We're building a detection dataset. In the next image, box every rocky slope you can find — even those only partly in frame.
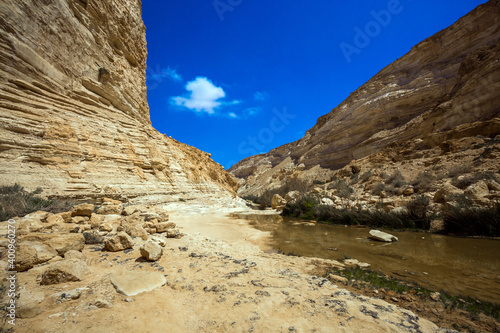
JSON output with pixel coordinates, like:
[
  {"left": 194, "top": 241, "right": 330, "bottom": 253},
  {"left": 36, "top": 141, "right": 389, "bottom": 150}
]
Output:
[
  {"left": 230, "top": 0, "right": 500, "bottom": 196},
  {"left": 0, "top": 0, "right": 238, "bottom": 202}
]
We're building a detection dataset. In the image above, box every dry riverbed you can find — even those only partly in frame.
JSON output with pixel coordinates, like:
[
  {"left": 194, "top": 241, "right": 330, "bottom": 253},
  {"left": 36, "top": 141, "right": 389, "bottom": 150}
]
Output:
[{"left": 7, "top": 208, "right": 455, "bottom": 332}]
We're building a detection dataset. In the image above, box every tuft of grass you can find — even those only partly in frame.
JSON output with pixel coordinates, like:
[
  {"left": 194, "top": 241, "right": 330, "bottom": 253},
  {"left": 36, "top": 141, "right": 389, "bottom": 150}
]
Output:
[
  {"left": 283, "top": 197, "right": 424, "bottom": 230},
  {"left": 179, "top": 198, "right": 186, "bottom": 202},
  {"left": 359, "top": 169, "right": 372, "bottom": 183},
  {"left": 411, "top": 172, "right": 435, "bottom": 192},
  {"left": 0, "top": 184, "right": 52, "bottom": 221},
  {"left": 384, "top": 170, "right": 407, "bottom": 188},
  {"left": 405, "top": 195, "right": 430, "bottom": 229},
  {"left": 371, "top": 182, "right": 385, "bottom": 196},
  {"left": 441, "top": 200, "right": 500, "bottom": 237},
  {"left": 328, "top": 179, "right": 353, "bottom": 199}
]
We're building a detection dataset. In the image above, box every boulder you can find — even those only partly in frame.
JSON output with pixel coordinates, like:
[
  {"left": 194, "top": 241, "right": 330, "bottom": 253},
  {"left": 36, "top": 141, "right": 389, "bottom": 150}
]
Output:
[
  {"left": 64, "top": 250, "right": 85, "bottom": 261},
  {"left": 403, "top": 186, "right": 415, "bottom": 196},
  {"left": 15, "top": 241, "right": 58, "bottom": 272},
  {"left": 83, "top": 231, "right": 104, "bottom": 244},
  {"left": 96, "top": 198, "right": 123, "bottom": 215},
  {"left": 45, "top": 214, "right": 65, "bottom": 225},
  {"left": 368, "top": 229, "right": 398, "bottom": 242},
  {"left": 271, "top": 194, "right": 287, "bottom": 211},
  {"left": 465, "top": 180, "right": 490, "bottom": 201},
  {"left": 321, "top": 198, "right": 334, "bottom": 206},
  {"left": 71, "top": 203, "right": 94, "bottom": 217},
  {"left": 156, "top": 222, "right": 176, "bottom": 233},
  {"left": 285, "top": 190, "right": 300, "bottom": 202},
  {"left": 313, "top": 187, "right": 323, "bottom": 194},
  {"left": 40, "top": 259, "right": 91, "bottom": 285},
  {"left": 433, "top": 184, "right": 462, "bottom": 203},
  {"left": 90, "top": 214, "right": 121, "bottom": 229},
  {"left": 122, "top": 205, "right": 139, "bottom": 216},
  {"left": 125, "top": 224, "right": 148, "bottom": 240},
  {"left": 103, "top": 232, "right": 134, "bottom": 252},
  {"left": 21, "top": 233, "right": 85, "bottom": 256},
  {"left": 166, "top": 229, "right": 180, "bottom": 238},
  {"left": 71, "top": 216, "right": 89, "bottom": 224},
  {"left": 16, "top": 289, "right": 46, "bottom": 318},
  {"left": 149, "top": 235, "right": 167, "bottom": 247},
  {"left": 110, "top": 271, "right": 167, "bottom": 296},
  {"left": 140, "top": 240, "right": 163, "bottom": 261},
  {"left": 96, "top": 204, "right": 123, "bottom": 215}
]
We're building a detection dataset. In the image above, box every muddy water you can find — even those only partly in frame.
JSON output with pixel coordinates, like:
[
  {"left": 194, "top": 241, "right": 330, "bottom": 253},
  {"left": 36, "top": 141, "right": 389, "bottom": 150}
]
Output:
[{"left": 233, "top": 213, "right": 500, "bottom": 304}]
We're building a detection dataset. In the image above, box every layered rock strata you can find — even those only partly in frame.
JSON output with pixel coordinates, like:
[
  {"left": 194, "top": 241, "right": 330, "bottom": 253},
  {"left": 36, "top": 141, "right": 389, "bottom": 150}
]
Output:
[
  {"left": 230, "top": 0, "right": 500, "bottom": 196},
  {"left": 0, "top": 0, "right": 238, "bottom": 200}
]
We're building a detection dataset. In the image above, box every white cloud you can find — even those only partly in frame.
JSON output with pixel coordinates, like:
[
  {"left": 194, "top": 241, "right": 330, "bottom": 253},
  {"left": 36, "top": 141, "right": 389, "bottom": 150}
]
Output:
[
  {"left": 149, "top": 66, "right": 182, "bottom": 82},
  {"left": 171, "top": 77, "right": 243, "bottom": 115},
  {"left": 253, "top": 91, "right": 269, "bottom": 101},
  {"left": 244, "top": 107, "right": 261, "bottom": 116}
]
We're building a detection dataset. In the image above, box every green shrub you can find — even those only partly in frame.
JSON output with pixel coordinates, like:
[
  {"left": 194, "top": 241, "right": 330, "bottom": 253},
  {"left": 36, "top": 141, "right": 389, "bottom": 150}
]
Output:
[
  {"left": 411, "top": 172, "right": 435, "bottom": 192},
  {"left": 0, "top": 185, "right": 52, "bottom": 221},
  {"left": 384, "top": 170, "right": 406, "bottom": 188},
  {"left": 442, "top": 201, "right": 500, "bottom": 237},
  {"left": 371, "top": 182, "right": 385, "bottom": 196},
  {"left": 359, "top": 169, "right": 372, "bottom": 183},
  {"left": 405, "top": 195, "right": 430, "bottom": 229},
  {"left": 447, "top": 164, "right": 473, "bottom": 179},
  {"left": 328, "top": 179, "right": 353, "bottom": 199}
]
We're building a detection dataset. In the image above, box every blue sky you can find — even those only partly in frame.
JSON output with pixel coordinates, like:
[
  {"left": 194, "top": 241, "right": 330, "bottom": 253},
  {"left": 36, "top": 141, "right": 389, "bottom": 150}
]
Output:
[{"left": 142, "top": 0, "right": 487, "bottom": 169}]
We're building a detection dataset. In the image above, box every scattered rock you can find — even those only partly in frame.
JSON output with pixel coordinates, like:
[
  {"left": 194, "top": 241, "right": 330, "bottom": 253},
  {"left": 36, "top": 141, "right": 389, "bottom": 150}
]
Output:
[
  {"left": 344, "top": 259, "right": 371, "bottom": 269},
  {"left": 430, "top": 292, "right": 441, "bottom": 302},
  {"left": 328, "top": 274, "right": 348, "bottom": 284},
  {"left": 103, "top": 232, "right": 134, "bottom": 252},
  {"left": 285, "top": 191, "right": 300, "bottom": 203},
  {"left": 64, "top": 250, "right": 85, "bottom": 260},
  {"left": 125, "top": 224, "right": 148, "bottom": 240},
  {"left": 96, "top": 199, "right": 123, "bottom": 215},
  {"left": 83, "top": 231, "right": 104, "bottom": 244},
  {"left": 40, "top": 259, "right": 92, "bottom": 285},
  {"left": 16, "top": 289, "right": 46, "bottom": 318},
  {"left": 368, "top": 230, "right": 398, "bottom": 242},
  {"left": 21, "top": 233, "right": 85, "bottom": 256},
  {"left": 271, "top": 194, "right": 287, "bottom": 211},
  {"left": 110, "top": 271, "right": 167, "bottom": 296},
  {"left": 15, "top": 241, "right": 58, "bottom": 272},
  {"left": 166, "top": 229, "right": 180, "bottom": 238},
  {"left": 140, "top": 240, "right": 163, "bottom": 261},
  {"left": 122, "top": 206, "right": 139, "bottom": 216},
  {"left": 465, "top": 180, "right": 490, "bottom": 201},
  {"left": 71, "top": 203, "right": 95, "bottom": 217},
  {"left": 150, "top": 235, "right": 167, "bottom": 247},
  {"left": 156, "top": 222, "right": 176, "bottom": 233},
  {"left": 50, "top": 288, "right": 89, "bottom": 304},
  {"left": 403, "top": 187, "right": 415, "bottom": 196},
  {"left": 321, "top": 198, "right": 334, "bottom": 206},
  {"left": 90, "top": 299, "right": 113, "bottom": 309}
]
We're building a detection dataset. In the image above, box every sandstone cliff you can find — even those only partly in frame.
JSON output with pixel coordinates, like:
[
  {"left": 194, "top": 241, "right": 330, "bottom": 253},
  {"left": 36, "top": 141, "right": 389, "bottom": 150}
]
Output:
[
  {"left": 230, "top": 0, "right": 500, "bottom": 196},
  {"left": 0, "top": 0, "right": 238, "bottom": 201}
]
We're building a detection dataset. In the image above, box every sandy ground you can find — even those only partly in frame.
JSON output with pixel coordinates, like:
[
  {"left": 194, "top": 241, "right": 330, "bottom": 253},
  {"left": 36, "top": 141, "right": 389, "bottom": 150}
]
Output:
[{"left": 13, "top": 211, "right": 450, "bottom": 333}]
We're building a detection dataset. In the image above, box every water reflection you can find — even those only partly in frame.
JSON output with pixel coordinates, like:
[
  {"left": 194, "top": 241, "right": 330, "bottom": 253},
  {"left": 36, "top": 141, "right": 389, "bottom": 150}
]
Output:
[{"left": 232, "top": 213, "right": 500, "bottom": 303}]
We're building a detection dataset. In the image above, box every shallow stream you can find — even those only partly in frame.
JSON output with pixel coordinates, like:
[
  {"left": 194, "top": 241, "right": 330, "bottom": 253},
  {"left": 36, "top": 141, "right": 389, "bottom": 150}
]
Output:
[{"left": 232, "top": 213, "right": 500, "bottom": 304}]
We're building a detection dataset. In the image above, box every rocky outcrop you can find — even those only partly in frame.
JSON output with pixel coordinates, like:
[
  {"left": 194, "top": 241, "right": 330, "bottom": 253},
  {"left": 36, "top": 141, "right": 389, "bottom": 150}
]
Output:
[
  {"left": 0, "top": 0, "right": 238, "bottom": 202},
  {"left": 230, "top": 0, "right": 500, "bottom": 196}
]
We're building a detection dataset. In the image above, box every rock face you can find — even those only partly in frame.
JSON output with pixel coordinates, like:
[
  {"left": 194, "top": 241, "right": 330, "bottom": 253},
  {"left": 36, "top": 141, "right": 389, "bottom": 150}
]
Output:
[
  {"left": 0, "top": 0, "right": 238, "bottom": 201},
  {"left": 230, "top": 0, "right": 500, "bottom": 196}
]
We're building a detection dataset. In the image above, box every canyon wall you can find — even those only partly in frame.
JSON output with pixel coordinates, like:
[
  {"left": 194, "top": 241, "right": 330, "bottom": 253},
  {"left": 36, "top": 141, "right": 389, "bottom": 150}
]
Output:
[
  {"left": 230, "top": 0, "right": 500, "bottom": 195},
  {"left": 0, "top": 0, "right": 238, "bottom": 201}
]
